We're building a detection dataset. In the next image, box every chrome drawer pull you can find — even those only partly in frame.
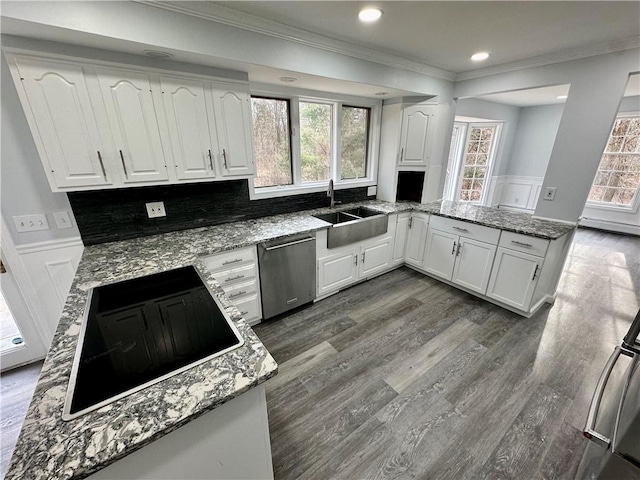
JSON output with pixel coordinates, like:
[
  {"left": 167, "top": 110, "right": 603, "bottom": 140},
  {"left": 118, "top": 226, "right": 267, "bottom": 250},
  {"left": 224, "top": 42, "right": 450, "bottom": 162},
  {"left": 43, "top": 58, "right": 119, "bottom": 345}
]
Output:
[
  {"left": 222, "top": 258, "right": 243, "bottom": 265},
  {"left": 229, "top": 290, "right": 246, "bottom": 298},
  {"left": 452, "top": 226, "right": 469, "bottom": 233},
  {"left": 511, "top": 240, "right": 533, "bottom": 248},
  {"left": 225, "top": 274, "right": 245, "bottom": 282},
  {"left": 240, "top": 311, "right": 249, "bottom": 316}
]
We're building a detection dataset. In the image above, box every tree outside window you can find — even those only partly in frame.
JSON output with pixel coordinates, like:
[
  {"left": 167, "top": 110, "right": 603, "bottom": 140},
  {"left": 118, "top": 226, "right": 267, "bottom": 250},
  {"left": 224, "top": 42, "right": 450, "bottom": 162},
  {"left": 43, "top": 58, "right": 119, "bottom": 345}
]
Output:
[
  {"left": 251, "top": 97, "right": 292, "bottom": 188},
  {"left": 588, "top": 115, "right": 640, "bottom": 207},
  {"left": 341, "top": 106, "right": 370, "bottom": 180},
  {"left": 300, "top": 102, "right": 332, "bottom": 183},
  {"left": 459, "top": 126, "right": 497, "bottom": 202}
]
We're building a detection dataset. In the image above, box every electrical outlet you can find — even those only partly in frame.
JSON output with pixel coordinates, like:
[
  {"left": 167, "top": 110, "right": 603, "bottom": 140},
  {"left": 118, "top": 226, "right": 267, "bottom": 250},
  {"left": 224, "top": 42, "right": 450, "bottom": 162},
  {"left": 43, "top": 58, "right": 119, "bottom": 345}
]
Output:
[
  {"left": 13, "top": 214, "right": 50, "bottom": 232},
  {"left": 543, "top": 187, "right": 557, "bottom": 201},
  {"left": 53, "top": 211, "right": 73, "bottom": 229},
  {"left": 367, "top": 186, "right": 377, "bottom": 196},
  {"left": 146, "top": 201, "right": 166, "bottom": 218}
]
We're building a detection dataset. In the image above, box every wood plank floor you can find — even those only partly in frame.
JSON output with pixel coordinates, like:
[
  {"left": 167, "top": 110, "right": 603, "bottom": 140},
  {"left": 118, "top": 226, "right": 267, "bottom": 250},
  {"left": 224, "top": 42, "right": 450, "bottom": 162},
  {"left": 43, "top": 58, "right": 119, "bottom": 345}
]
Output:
[
  {"left": 0, "top": 229, "right": 638, "bottom": 479},
  {"left": 253, "top": 228, "right": 640, "bottom": 480}
]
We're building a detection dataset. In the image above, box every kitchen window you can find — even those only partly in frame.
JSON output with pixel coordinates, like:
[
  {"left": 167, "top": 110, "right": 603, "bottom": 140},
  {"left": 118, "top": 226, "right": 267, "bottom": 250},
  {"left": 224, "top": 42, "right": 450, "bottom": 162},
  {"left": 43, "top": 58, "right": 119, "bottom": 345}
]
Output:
[
  {"left": 444, "top": 122, "right": 501, "bottom": 204},
  {"left": 249, "top": 90, "right": 379, "bottom": 199},
  {"left": 587, "top": 113, "right": 640, "bottom": 210}
]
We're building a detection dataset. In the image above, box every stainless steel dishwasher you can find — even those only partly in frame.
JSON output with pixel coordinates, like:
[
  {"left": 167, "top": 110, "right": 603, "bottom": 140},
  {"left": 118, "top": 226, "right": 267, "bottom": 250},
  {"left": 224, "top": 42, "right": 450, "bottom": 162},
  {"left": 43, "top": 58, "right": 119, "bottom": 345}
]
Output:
[{"left": 258, "top": 233, "right": 316, "bottom": 320}]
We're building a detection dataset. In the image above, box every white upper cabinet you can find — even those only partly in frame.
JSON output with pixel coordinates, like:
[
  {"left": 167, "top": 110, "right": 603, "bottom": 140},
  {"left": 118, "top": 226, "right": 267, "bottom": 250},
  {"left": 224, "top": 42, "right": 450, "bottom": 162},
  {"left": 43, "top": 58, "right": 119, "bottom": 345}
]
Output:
[
  {"left": 96, "top": 67, "right": 169, "bottom": 184},
  {"left": 210, "top": 82, "right": 255, "bottom": 177},
  {"left": 160, "top": 75, "right": 217, "bottom": 180},
  {"left": 6, "top": 51, "right": 256, "bottom": 191},
  {"left": 398, "top": 104, "right": 436, "bottom": 166},
  {"left": 10, "top": 56, "right": 111, "bottom": 190}
]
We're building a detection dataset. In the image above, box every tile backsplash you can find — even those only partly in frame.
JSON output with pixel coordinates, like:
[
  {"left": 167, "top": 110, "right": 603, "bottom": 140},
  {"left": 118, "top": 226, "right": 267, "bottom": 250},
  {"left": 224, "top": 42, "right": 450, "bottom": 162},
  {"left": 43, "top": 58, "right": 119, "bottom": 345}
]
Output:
[{"left": 68, "top": 180, "right": 373, "bottom": 245}]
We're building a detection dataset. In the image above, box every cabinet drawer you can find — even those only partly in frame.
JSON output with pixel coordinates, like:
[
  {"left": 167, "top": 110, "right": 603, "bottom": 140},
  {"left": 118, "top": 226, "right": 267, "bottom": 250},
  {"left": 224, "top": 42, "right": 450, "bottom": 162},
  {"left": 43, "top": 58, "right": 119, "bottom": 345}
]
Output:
[
  {"left": 429, "top": 216, "right": 500, "bottom": 245},
  {"left": 203, "top": 247, "right": 256, "bottom": 272},
  {"left": 499, "top": 231, "right": 549, "bottom": 257},
  {"left": 223, "top": 279, "right": 258, "bottom": 301},
  {"left": 233, "top": 294, "right": 262, "bottom": 325},
  {"left": 212, "top": 263, "right": 257, "bottom": 289}
]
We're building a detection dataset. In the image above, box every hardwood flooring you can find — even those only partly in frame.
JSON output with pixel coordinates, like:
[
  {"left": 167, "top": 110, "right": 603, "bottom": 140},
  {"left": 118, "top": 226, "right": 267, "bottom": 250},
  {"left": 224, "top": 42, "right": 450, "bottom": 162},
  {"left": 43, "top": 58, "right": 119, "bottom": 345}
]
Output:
[
  {"left": 253, "top": 228, "right": 640, "bottom": 480},
  {"left": 0, "top": 229, "right": 637, "bottom": 479}
]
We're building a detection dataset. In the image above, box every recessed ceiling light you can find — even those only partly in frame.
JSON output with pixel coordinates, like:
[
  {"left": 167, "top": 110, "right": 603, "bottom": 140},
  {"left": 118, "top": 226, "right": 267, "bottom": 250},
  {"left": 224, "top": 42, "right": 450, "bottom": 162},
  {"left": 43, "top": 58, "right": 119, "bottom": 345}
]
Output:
[
  {"left": 375, "top": 92, "right": 389, "bottom": 96},
  {"left": 470, "top": 52, "right": 490, "bottom": 62},
  {"left": 359, "top": 7, "right": 383, "bottom": 23},
  {"left": 279, "top": 76, "right": 298, "bottom": 83},
  {"left": 557, "top": 95, "right": 568, "bottom": 100},
  {"left": 144, "top": 50, "right": 173, "bottom": 59}
]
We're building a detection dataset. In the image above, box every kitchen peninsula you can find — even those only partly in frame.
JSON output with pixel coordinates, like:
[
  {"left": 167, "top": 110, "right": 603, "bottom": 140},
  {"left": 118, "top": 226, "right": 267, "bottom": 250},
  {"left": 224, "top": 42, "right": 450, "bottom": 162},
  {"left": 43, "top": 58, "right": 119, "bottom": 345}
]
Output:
[{"left": 5, "top": 199, "right": 575, "bottom": 479}]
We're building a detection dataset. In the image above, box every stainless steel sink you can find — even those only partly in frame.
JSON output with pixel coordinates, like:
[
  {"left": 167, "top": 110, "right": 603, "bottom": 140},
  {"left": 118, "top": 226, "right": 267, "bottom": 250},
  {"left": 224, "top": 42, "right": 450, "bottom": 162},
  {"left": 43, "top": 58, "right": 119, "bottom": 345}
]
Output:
[{"left": 313, "top": 207, "right": 388, "bottom": 248}]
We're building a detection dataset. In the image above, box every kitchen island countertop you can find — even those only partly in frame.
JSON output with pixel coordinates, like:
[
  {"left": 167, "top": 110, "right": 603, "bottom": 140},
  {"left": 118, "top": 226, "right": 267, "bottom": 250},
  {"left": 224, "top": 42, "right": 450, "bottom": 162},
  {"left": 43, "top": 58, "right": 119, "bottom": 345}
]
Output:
[{"left": 6, "top": 198, "right": 573, "bottom": 479}]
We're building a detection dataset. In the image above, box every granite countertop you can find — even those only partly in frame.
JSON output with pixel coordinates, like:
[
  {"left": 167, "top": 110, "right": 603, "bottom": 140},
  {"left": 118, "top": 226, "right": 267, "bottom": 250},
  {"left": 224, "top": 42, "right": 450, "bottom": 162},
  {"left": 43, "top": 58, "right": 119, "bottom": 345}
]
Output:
[{"left": 7, "top": 199, "right": 573, "bottom": 479}]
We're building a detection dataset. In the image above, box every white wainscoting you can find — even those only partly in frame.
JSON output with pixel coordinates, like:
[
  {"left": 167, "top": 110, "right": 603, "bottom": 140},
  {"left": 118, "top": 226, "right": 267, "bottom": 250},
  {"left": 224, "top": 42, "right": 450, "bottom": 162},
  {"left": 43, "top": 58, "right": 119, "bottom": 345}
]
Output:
[
  {"left": 14, "top": 237, "right": 84, "bottom": 346},
  {"left": 488, "top": 176, "right": 544, "bottom": 213}
]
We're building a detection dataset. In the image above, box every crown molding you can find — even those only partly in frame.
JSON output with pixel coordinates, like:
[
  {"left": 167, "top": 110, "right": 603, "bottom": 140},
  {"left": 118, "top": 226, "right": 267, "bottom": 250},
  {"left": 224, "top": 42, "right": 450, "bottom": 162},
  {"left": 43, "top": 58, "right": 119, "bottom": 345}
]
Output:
[
  {"left": 456, "top": 35, "right": 640, "bottom": 82},
  {"left": 135, "top": 0, "right": 457, "bottom": 82}
]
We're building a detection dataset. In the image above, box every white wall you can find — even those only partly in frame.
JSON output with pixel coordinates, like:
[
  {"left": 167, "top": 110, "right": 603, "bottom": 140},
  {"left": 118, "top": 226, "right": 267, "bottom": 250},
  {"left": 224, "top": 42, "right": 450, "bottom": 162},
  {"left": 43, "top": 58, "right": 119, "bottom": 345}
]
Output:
[
  {"left": 455, "top": 49, "right": 640, "bottom": 223},
  {"left": 507, "top": 103, "right": 564, "bottom": 178},
  {"left": 1, "top": 54, "right": 81, "bottom": 245}
]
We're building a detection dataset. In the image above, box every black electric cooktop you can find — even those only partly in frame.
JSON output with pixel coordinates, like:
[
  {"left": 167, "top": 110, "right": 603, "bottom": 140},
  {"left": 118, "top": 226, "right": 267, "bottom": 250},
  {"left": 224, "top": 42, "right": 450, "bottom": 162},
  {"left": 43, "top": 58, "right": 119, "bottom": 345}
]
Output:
[{"left": 63, "top": 266, "right": 244, "bottom": 420}]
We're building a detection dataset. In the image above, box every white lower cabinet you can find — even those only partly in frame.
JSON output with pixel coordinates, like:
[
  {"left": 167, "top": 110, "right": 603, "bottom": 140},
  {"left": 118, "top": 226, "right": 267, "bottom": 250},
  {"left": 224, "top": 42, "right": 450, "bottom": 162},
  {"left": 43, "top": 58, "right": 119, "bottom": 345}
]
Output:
[
  {"left": 424, "top": 226, "right": 497, "bottom": 295},
  {"left": 405, "top": 213, "right": 430, "bottom": 267},
  {"left": 203, "top": 246, "right": 262, "bottom": 326},
  {"left": 359, "top": 236, "right": 393, "bottom": 278},
  {"left": 392, "top": 213, "right": 411, "bottom": 266},
  {"left": 317, "top": 248, "right": 359, "bottom": 297},
  {"left": 486, "top": 247, "right": 542, "bottom": 311}
]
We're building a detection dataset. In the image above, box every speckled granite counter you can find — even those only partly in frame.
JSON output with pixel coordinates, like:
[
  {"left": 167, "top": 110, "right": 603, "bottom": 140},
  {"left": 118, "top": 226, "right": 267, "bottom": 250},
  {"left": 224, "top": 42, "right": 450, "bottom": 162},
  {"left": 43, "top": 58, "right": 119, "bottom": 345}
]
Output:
[{"left": 6, "top": 199, "right": 573, "bottom": 479}]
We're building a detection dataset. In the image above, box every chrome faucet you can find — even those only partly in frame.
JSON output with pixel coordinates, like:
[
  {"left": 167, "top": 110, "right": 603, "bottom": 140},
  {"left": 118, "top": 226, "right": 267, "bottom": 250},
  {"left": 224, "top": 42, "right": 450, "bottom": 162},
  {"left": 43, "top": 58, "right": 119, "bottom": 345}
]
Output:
[{"left": 328, "top": 179, "right": 341, "bottom": 208}]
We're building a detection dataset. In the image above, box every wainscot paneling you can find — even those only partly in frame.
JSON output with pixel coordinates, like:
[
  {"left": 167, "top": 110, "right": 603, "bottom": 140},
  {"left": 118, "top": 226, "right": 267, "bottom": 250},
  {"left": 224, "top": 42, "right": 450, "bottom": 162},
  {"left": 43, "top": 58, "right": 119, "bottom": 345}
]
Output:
[
  {"left": 14, "top": 238, "right": 84, "bottom": 345},
  {"left": 489, "top": 176, "right": 543, "bottom": 213},
  {"left": 69, "top": 180, "right": 373, "bottom": 245}
]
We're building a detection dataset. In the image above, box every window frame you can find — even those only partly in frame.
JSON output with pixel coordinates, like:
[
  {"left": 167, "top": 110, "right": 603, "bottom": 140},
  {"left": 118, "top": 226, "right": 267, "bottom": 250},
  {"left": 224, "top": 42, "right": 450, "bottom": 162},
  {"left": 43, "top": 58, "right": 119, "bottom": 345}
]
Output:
[
  {"left": 250, "top": 95, "right": 294, "bottom": 188},
  {"left": 248, "top": 86, "right": 381, "bottom": 200},
  {"left": 447, "top": 122, "right": 502, "bottom": 205},
  {"left": 585, "top": 112, "right": 640, "bottom": 213}
]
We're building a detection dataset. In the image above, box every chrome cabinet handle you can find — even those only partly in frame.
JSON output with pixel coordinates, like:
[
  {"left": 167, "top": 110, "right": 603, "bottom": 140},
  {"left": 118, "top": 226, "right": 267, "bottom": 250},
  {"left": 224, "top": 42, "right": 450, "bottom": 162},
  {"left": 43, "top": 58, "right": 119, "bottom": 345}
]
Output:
[
  {"left": 400, "top": 148, "right": 404, "bottom": 162},
  {"left": 222, "top": 258, "right": 243, "bottom": 265},
  {"left": 452, "top": 226, "right": 469, "bottom": 233},
  {"left": 451, "top": 241, "right": 457, "bottom": 255},
  {"left": 512, "top": 240, "right": 533, "bottom": 248},
  {"left": 456, "top": 242, "right": 462, "bottom": 257},
  {"left": 532, "top": 265, "right": 539, "bottom": 280},
  {"left": 222, "top": 149, "right": 228, "bottom": 169},
  {"left": 225, "top": 274, "right": 245, "bottom": 282},
  {"left": 229, "top": 290, "right": 246, "bottom": 299},
  {"left": 408, "top": 217, "right": 413, "bottom": 229},
  {"left": 240, "top": 310, "right": 249, "bottom": 316},
  {"left": 354, "top": 254, "right": 358, "bottom": 266},
  {"left": 97, "top": 151, "right": 107, "bottom": 180},
  {"left": 362, "top": 252, "right": 366, "bottom": 263},
  {"left": 208, "top": 149, "right": 214, "bottom": 170},
  {"left": 119, "top": 150, "right": 128, "bottom": 178}
]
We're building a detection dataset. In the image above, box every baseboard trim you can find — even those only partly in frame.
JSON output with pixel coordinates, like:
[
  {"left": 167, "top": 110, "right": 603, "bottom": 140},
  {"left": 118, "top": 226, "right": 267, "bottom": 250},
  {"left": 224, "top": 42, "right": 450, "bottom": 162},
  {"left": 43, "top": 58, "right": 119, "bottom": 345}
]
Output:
[{"left": 579, "top": 218, "right": 640, "bottom": 236}]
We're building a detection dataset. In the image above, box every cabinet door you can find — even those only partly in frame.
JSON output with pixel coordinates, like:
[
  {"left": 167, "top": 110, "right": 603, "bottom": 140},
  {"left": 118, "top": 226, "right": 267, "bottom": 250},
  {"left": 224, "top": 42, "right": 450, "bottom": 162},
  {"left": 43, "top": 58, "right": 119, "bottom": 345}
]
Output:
[
  {"left": 424, "top": 229, "right": 457, "bottom": 280},
  {"left": 13, "top": 56, "right": 110, "bottom": 189},
  {"left": 451, "top": 238, "right": 497, "bottom": 295},
  {"left": 160, "top": 76, "right": 217, "bottom": 180},
  {"left": 398, "top": 105, "right": 435, "bottom": 166},
  {"left": 359, "top": 236, "right": 393, "bottom": 278},
  {"left": 405, "top": 214, "right": 429, "bottom": 268},
  {"left": 96, "top": 67, "right": 169, "bottom": 183},
  {"left": 210, "top": 82, "right": 255, "bottom": 177},
  {"left": 487, "top": 247, "right": 542, "bottom": 311},
  {"left": 317, "top": 249, "right": 358, "bottom": 297},
  {"left": 392, "top": 214, "right": 410, "bottom": 266}
]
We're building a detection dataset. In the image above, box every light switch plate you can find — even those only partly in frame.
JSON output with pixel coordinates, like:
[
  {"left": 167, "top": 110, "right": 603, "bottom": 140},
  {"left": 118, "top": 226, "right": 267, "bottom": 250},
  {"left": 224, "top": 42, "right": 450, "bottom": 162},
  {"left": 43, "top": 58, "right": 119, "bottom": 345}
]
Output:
[
  {"left": 53, "top": 211, "right": 73, "bottom": 229},
  {"left": 543, "top": 187, "right": 557, "bottom": 201},
  {"left": 146, "top": 201, "right": 166, "bottom": 218},
  {"left": 13, "top": 214, "right": 50, "bottom": 232}
]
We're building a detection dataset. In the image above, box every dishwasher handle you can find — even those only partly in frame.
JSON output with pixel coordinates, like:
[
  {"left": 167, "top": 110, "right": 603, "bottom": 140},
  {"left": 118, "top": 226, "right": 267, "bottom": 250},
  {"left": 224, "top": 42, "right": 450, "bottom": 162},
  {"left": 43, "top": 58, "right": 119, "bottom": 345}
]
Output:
[
  {"left": 264, "top": 237, "right": 315, "bottom": 251},
  {"left": 584, "top": 346, "right": 626, "bottom": 448}
]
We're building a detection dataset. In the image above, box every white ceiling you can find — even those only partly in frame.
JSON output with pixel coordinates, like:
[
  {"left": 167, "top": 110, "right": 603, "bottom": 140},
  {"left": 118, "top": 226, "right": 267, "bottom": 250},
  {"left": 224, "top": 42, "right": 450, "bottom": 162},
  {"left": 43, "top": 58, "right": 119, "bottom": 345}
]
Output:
[{"left": 214, "top": 1, "right": 640, "bottom": 74}]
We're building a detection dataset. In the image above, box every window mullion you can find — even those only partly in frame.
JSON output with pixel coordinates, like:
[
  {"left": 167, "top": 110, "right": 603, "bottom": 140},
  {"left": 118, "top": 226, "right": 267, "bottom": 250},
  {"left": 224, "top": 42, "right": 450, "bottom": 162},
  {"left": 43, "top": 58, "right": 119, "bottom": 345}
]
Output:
[
  {"left": 290, "top": 97, "right": 302, "bottom": 186},
  {"left": 334, "top": 101, "right": 342, "bottom": 183}
]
